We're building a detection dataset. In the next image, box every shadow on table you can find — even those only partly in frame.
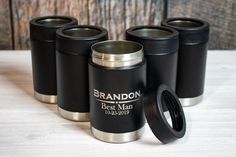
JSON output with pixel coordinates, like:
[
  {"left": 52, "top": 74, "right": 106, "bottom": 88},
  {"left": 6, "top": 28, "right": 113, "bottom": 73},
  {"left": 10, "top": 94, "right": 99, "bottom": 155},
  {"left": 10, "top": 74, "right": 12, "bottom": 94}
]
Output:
[
  {"left": 1, "top": 64, "right": 92, "bottom": 136},
  {"left": 76, "top": 122, "right": 92, "bottom": 137},
  {"left": 0, "top": 64, "right": 57, "bottom": 112},
  {"left": 138, "top": 139, "right": 162, "bottom": 145},
  {"left": 137, "top": 111, "right": 191, "bottom": 146},
  {"left": 1, "top": 65, "right": 33, "bottom": 97}
]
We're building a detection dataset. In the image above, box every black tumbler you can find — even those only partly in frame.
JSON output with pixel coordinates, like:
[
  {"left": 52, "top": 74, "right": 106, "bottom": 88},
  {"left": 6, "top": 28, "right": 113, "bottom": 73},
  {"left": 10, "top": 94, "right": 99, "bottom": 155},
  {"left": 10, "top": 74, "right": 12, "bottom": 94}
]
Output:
[
  {"left": 162, "top": 17, "right": 210, "bottom": 106},
  {"left": 89, "top": 41, "right": 146, "bottom": 143},
  {"left": 126, "top": 26, "right": 179, "bottom": 91},
  {"left": 56, "top": 25, "right": 108, "bottom": 121},
  {"left": 30, "top": 16, "right": 77, "bottom": 103}
]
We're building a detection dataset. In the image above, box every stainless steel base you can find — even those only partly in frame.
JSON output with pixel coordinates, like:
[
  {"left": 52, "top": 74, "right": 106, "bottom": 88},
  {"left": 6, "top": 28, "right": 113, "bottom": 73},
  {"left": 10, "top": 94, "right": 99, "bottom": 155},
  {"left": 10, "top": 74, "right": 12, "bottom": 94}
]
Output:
[
  {"left": 34, "top": 91, "right": 57, "bottom": 104},
  {"left": 91, "top": 126, "right": 145, "bottom": 143},
  {"left": 58, "top": 107, "right": 89, "bottom": 122},
  {"left": 179, "top": 95, "right": 203, "bottom": 107}
]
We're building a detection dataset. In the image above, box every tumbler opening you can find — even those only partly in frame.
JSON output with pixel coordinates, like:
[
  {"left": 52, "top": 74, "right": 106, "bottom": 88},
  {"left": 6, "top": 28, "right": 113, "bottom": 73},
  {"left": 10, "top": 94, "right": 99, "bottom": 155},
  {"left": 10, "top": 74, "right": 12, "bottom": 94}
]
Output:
[
  {"left": 91, "top": 41, "right": 144, "bottom": 68},
  {"left": 132, "top": 28, "right": 173, "bottom": 38},
  {"left": 36, "top": 18, "right": 72, "bottom": 27},
  {"left": 92, "top": 40, "right": 142, "bottom": 55},
  {"left": 167, "top": 19, "right": 204, "bottom": 28},
  {"left": 63, "top": 28, "right": 102, "bottom": 37}
]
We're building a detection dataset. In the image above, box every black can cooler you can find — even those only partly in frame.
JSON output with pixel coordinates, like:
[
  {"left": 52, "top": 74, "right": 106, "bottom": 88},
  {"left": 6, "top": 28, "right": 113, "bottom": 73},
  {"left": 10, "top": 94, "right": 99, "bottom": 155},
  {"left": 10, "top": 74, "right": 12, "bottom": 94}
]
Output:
[
  {"left": 162, "top": 17, "right": 210, "bottom": 106},
  {"left": 89, "top": 40, "right": 146, "bottom": 143},
  {"left": 30, "top": 16, "right": 77, "bottom": 103},
  {"left": 56, "top": 25, "right": 108, "bottom": 121},
  {"left": 126, "top": 26, "right": 179, "bottom": 91}
]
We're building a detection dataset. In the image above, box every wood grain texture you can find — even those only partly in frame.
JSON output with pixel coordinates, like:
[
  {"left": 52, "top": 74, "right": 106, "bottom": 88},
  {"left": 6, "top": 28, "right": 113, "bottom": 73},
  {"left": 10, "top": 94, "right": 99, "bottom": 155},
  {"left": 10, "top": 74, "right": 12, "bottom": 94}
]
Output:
[
  {"left": 109, "top": 0, "right": 125, "bottom": 39},
  {"left": 88, "top": 0, "right": 164, "bottom": 40},
  {"left": 11, "top": 0, "right": 89, "bottom": 50},
  {"left": 2, "top": 0, "right": 235, "bottom": 50},
  {"left": 136, "top": 0, "right": 163, "bottom": 25},
  {"left": 88, "top": 0, "right": 125, "bottom": 39},
  {"left": 55, "top": 0, "right": 88, "bottom": 25},
  {"left": 169, "top": 0, "right": 236, "bottom": 50},
  {"left": 11, "top": 0, "right": 57, "bottom": 49},
  {"left": 124, "top": 0, "right": 137, "bottom": 29},
  {"left": 0, "top": 0, "right": 12, "bottom": 49},
  {"left": 9, "top": 0, "right": 163, "bottom": 49},
  {"left": 88, "top": 0, "right": 110, "bottom": 28},
  {"left": 0, "top": 50, "right": 236, "bottom": 157}
]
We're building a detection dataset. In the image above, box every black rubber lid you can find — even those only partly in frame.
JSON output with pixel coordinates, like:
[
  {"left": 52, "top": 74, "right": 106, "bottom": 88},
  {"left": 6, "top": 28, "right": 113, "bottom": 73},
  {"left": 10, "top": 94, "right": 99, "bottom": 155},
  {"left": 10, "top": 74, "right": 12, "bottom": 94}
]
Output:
[
  {"left": 143, "top": 84, "right": 186, "bottom": 144},
  {"left": 126, "top": 26, "right": 179, "bottom": 55},
  {"left": 162, "top": 17, "right": 210, "bottom": 45},
  {"left": 30, "top": 16, "right": 78, "bottom": 42},
  {"left": 56, "top": 25, "right": 108, "bottom": 55}
]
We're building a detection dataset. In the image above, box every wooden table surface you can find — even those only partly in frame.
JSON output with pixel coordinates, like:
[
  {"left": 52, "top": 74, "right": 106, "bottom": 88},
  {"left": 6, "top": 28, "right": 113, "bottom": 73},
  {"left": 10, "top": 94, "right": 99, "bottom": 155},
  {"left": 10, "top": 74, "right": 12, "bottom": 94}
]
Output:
[{"left": 0, "top": 50, "right": 236, "bottom": 157}]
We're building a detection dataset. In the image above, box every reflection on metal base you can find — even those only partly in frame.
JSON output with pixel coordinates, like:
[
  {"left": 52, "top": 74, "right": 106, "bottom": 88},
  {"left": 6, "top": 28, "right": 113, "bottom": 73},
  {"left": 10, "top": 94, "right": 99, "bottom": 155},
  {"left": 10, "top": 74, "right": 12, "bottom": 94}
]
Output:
[
  {"left": 179, "top": 95, "right": 203, "bottom": 107},
  {"left": 91, "top": 126, "right": 145, "bottom": 143},
  {"left": 58, "top": 107, "right": 89, "bottom": 122},
  {"left": 34, "top": 91, "right": 57, "bottom": 104}
]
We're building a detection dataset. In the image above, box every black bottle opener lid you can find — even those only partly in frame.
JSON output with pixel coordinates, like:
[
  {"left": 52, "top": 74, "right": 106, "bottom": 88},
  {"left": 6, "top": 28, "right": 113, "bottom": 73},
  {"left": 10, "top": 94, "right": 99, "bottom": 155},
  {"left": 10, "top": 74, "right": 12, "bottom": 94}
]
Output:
[{"left": 143, "top": 84, "right": 186, "bottom": 144}]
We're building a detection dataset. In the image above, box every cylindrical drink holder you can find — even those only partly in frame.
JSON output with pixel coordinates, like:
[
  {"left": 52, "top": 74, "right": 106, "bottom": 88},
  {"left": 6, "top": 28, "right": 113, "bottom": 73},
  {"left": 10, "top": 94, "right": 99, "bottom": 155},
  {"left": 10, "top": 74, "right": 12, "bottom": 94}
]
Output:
[
  {"left": 30, "top": 16, "right": 77, "bottom": 103},
  {"left": 162, "top": 17, "right": 210, "bottom": 106},
  {"left": 89, "top": 40, "right": 146, "bottom": 143},
  {"left": 56, "top": 25, "right": 108, "bottom": 121},
  {"left": 126, "top": 26, "right": 179, "bottom": 91}
]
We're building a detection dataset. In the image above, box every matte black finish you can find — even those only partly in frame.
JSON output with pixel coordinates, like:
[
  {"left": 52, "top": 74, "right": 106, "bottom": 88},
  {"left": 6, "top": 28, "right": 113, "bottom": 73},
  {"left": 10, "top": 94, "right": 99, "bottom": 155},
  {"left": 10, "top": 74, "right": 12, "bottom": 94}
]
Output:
[
  {"left": 126, "top": 26, "right": 179, "bottom": 91},
  {"left": 89, "top": 61, "right": 146, "bottom": 133},
  {"left": 30, "top": 41, "right": 57, "bottom": 94},
  {"left": 56, "top": 25, "right": 108, "bottom": 112},
  {"left": 176, "top": 44, "right": 207, "bottom": 97},
  {"left": 30, "top": 16, "right": 77, "bottom": 95},
  {"left": 143, "top": 84, "right": 186, "bottom": 144},
  {"left": 162, "top": 17, "right": 210, "bottom": 98}
]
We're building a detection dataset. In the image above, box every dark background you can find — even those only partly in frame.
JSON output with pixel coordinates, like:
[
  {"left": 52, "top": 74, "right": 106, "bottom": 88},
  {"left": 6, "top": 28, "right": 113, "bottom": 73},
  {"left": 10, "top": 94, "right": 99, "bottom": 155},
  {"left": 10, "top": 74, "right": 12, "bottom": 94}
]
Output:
[{"left": 0, "top": 0, "right": 235, "bottom": 50}]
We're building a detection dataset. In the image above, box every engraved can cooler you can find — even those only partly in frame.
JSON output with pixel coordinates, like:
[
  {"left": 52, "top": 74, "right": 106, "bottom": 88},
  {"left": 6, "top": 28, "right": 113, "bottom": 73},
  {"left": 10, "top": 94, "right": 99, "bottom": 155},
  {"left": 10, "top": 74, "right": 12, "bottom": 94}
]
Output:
[{"left": 88, "top": 40, "right": 146, "bottom": 143}]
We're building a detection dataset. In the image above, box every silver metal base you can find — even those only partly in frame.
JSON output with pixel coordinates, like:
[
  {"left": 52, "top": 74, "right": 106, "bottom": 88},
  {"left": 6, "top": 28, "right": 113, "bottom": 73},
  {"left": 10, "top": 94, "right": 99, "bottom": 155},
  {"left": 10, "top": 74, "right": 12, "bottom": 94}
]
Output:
[
  {"left": 179, "top": 95, "right": 203, "bottom": 107},
  {"left": 34, "top": 91, "right": 57, "bottom": 104},
  {"left": 91, "top": 126, "right": 145, "bottom": 143},
  {"left": 58, "top": 107, "right": 89, "bottom": 122}
]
